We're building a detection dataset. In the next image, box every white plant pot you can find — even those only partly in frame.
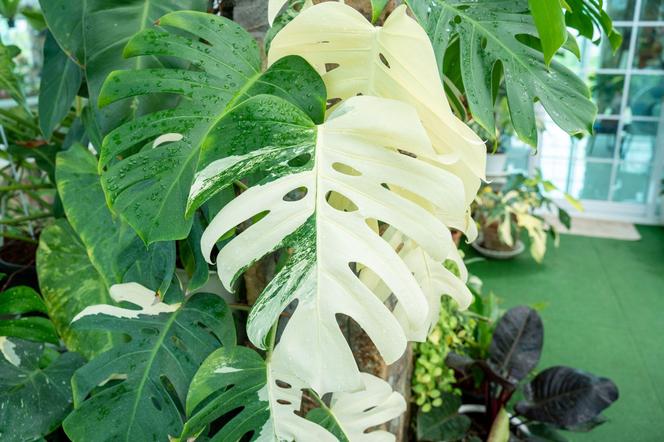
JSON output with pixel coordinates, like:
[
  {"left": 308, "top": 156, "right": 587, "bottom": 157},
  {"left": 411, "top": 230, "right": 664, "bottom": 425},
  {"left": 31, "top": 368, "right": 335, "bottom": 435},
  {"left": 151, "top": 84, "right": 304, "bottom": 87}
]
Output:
[{"left": 486, "top": 152, "right": 508, "bottom": 176}]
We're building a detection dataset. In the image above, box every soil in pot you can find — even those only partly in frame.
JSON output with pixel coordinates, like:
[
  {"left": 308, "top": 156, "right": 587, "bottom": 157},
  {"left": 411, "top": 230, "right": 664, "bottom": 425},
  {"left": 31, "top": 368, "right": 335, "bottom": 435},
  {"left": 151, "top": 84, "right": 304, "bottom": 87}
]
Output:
[
  {"left": 480, "top": 222, "right": 518, "bottom": 252},
  {"left": 0, "top": 238, "right": 39, "bottom": 290}
]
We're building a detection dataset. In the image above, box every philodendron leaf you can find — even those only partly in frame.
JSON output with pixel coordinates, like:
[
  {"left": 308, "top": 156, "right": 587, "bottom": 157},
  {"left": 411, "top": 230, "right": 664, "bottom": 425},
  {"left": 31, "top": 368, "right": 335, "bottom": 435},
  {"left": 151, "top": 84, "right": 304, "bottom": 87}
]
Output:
[
  {"left": 405, "top": 0, "right": 596, "bottom": 146},
  {"left": 63, "top": 283, "right": 235, "bottom": 442},
  {"left": 39, "top": 32, "right": 82, "bottom": 139},
  {"left": 194, "top": 95, "right": 473, "bottom": 394},
  {"left": 565, "top": 0, "right": 622, "bottom": 51},
  {"left": 416, "top": 393, "right": 470, "bottom": 442},
  {"left": 0, "top": 286, "right": 59, "bottom": 344},
  {"left": 56, "top": 144, "right": 175, "bottom": 293},
  {"left": 515, "top": 366, "right": 619, "bottom": 428},
  {"left": 0, "top": 338, "right": 85, "bottom": 442},
  {"left": 182, "top": 344, "right": 334, "bottom": 441},
  {"left": 97, "top": 10, "right": 325, "bottom": 243},
  {"left": 305, "top": 373, "right": 407, "bottom": 442},
  {"left": 269, "top": 2, "right": 486, "bottom": 204},
  {"left": 37, "top": 220, "right": 117, "bottom": 358},
  {"left": 528, "top": 0, "right": 567, "bottom": 65},
  {"left": 489, "top": 306, "right": 543, "bottom": 381},
  {"left": 183, "top": 344, "right": 404, "bottom": 441},
  {"left": 40, "top": 0, "right": 208, "bottom": 134}
]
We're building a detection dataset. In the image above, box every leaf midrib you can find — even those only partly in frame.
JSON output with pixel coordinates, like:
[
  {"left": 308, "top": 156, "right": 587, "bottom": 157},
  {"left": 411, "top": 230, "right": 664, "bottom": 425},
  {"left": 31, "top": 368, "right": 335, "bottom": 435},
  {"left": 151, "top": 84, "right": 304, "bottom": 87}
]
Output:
[{"left": 125, "top": 307, "right": 181, "bottom": 441}]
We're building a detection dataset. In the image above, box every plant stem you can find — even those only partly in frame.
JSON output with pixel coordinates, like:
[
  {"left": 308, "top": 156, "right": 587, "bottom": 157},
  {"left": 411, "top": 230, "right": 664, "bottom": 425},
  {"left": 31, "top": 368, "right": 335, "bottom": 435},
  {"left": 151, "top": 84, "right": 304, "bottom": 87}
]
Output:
[
  {"left": 1, "top": 232, "right": 39, "bottom": 244},
  {"left": 0, "top": 183, "right": 53, "bottom": 192},
  {"left": 0, "top": 212, "right": 52, "bottom": 225},
  {"left": 265, "top": 320, "right": 279, "bottom": 362}
]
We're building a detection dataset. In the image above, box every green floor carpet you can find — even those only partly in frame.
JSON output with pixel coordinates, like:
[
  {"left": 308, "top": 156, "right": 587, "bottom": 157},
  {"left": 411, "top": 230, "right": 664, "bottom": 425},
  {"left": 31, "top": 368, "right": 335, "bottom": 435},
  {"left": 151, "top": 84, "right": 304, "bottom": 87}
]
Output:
[{"left": 464, "top": 225, "right": 664, "bottom": 442}]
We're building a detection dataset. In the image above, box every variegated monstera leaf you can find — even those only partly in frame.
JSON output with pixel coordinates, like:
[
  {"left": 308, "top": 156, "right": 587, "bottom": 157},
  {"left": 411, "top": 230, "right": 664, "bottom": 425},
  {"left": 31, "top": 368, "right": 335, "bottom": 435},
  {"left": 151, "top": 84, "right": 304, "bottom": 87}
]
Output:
[
  {"left": 191, "top": 94, "right": 473, "bottom": 394},
  {"left": 96, "top": 10, "right": 325, "bottom": 243},
  {"left": 183, "top": 343, "right": 405, "bottom": 441},
  {"left": 268, "top": 1, "right": 486, "bottom": 206}
]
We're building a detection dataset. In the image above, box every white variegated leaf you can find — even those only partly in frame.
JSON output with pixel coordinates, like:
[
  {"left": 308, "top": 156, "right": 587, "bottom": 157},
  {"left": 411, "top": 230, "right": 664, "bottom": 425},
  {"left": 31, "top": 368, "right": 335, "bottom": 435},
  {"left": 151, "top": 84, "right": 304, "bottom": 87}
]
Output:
[
  {"left": 198, "top": 95, "right": 471, "bottom": 394},
  {"left": 268, "top": 1, "right": 486, "bottom": 207}
]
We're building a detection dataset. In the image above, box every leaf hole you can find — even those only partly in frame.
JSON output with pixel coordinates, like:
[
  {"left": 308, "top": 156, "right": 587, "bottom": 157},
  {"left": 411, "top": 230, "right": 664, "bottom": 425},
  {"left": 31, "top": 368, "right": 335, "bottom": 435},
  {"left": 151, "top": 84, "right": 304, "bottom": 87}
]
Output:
[
  {"left": 288, "top": 153, "right": 312, "bottom": 167},
  {"left": 397, "top": 148, "right": 417, "bottom": 158},
  {"left": 275, "top": 380, "right": 292, "bottom": 389},
  {"left": 325, "top": 62, "right": 340, "bottom": 72},
  {"left": 453, "top": 15, "right": 462, "bottom": 24},
  {"left": 325, "top": 191, "right": 358, "bottom": 212},
  {"left": 277, "top": 399, "right": 292, "bottom": 405},
  {"left": 326, "top": 97, "right": 342, "bottom": 109},
  {"left": 283, "top": 187, "right": 308, "bottom": 202},
  {"left": 332, "top": 162, "right": 361, "bottom": 176},
  {"left": 378, "top": 53, "right": 390, "bottom": 68},
  {"left": 151, "top": 396, "right": 162, "bottom": 411}
]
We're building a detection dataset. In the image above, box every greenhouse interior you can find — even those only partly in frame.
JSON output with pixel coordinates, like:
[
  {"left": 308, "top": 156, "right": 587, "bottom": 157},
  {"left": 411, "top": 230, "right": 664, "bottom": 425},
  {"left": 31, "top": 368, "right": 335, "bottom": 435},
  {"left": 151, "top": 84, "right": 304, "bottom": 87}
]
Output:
[{"left": 0, "top": 0, "right": 662, "bottom": 441}]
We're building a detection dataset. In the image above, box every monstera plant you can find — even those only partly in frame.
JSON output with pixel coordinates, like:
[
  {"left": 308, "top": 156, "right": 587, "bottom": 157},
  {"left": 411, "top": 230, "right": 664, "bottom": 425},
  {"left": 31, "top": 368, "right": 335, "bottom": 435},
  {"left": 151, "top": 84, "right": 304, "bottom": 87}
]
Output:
[{"left": 0, "top": 0, "right": 619, "bottom": 440}]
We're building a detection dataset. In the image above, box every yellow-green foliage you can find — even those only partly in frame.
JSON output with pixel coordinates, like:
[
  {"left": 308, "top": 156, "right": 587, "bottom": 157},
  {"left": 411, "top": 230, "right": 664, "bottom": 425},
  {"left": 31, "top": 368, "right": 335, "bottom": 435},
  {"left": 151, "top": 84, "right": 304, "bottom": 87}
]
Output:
[{"left": 412, "top": 296, "right": 477, "bottom": 412}]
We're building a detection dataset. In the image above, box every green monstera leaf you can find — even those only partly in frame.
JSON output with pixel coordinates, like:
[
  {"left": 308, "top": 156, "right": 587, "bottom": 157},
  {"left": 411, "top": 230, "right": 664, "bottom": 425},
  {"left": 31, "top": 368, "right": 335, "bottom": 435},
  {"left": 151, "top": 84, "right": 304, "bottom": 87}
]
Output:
[
  {"left": 182, "top": 344, "right": 405, "bottom": 441},
  {"left": 404, "top": 0, "right": 596, "bottom": 146},
  {"left": 192, "top": 93, "right": 473, "bottom": 395},
  {"left": 96, "top": 10, "right": 325, "bottom": 243},
  {"left": 0, "top": 339, "right": 84, "bottom": 442},
  {"left": 62, "top": 284, "right": 235, "bottom": 442},
  {"left": 38, "top": 145, "right": 176, "bottom": 357},
  {"left": 39, "top": 0, "right": 208, "bottom": 135},
  {"left": 56, "top": 144, "right": 175, "bottom": 293}
]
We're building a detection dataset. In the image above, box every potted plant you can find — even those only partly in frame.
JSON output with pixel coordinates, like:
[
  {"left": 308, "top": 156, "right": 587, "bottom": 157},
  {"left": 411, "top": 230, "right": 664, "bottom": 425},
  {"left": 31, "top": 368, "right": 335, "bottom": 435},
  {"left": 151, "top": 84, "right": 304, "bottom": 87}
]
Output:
[
  {"left": 472, "top": 170, "right": 582, "bottom": 263},
  {"left": 416, "top": 305, "right": 619, "bottom": 441}
]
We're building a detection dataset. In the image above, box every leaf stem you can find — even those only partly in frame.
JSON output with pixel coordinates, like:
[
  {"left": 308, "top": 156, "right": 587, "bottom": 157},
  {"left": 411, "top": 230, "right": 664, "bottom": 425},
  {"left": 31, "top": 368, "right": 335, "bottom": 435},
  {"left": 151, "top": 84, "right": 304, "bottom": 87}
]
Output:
[
  {"left": 0, "top": 212, "right": 52, "bottom": 225},
  {"left": 265, "top": 320, "right": 279, "bottom": 362},
  {"left": 1, "top": 232, "right": 39, "bottom": 244},
  {"left": 0, "top": 183, "right": 53, "bottom": 192}
]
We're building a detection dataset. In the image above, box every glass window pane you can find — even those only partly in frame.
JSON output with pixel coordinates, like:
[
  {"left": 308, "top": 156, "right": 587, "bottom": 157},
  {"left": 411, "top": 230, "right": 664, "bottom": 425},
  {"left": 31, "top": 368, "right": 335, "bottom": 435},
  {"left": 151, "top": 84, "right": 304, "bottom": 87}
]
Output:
[
  {"left": 619, "top": 121, "right": 657, "bottom": 162},
  {"left": 633, "top": 27, "right": 664, "bottom": 70},
  {"left": 608, "top": 0, "right": 636, "bottom": 21},
  {"left": 628, "top": 75, "right": 664, "bottom": 117},
  {"left": 569, "top": 161, "right": 613, "bottom": 201},
  {"left": 613, "top": 162, "right": 652, "bottom": 202},
  {"left": 590, "top": 74, "right": 624, "bottom": 115},
  {"left": 579, "top": 119, "right": 620, "bottom": 159},
  {"left": 640, "top": 0, "right": 664, "bottom": 21},
  {"left": 585, "top": 27, "right": 632, "bottom": 69}
]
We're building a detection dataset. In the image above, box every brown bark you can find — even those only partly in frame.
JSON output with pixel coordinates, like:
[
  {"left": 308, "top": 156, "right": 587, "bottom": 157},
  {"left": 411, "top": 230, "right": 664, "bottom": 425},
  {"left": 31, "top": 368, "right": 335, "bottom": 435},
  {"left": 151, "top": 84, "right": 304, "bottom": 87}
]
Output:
[{"left": 347, "top": 318, "right": 413, "bottom": 441}]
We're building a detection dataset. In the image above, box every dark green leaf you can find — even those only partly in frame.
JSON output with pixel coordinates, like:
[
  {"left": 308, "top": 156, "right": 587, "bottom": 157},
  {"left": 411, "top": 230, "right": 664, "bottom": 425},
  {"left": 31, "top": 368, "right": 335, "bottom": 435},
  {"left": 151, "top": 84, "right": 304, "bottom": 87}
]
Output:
[
  {"left": 565, "top": 0, "right": 622, "bottom": 51},
  {"left": 489, "top": 306, "right": 543, "bottom": 381},
  {"left": 39, "top": 32, "right": 82, "bottom": 139},
  {"left": 56, "top": 144, "right": 175, "bottom": 293},
  {"left": 0, "top": 317, "right": 59, "bottom": 345},
  {"left": 558, "top": 208, "right": 571, "bottom": 229},
  {"left": 97, "top": 10, "right": 325, "bottom": 243},
  {"left": 63, "top": 292, "right": 235, "bottom": 442},
  {"left": 524, "top": 422, "right": 569, "bottom": 441},
  {"left": 528, "top": 0, "right": 567, "bottom": 65},
  {"left": 179, "top": 212, "right": 209, "bottom": 291},
  {"left": 405, "top": 0, "right": 596, "bottom": 146},
  {"left": 40, "top": 0, "right": 208, "bottom": 134},
  {"left": 416, "top": 393, "right": 470, "bottom": 442},
  {"left": 0, "top": 339, "right": 84, "bottom": 442},
  {"left": 306, "top": 408, "right": 351, "bottom": 442},
  {"left": 0, "top": 286, "right": 47, "bottom": 315},
  {"left": 515, "top": 366, "right": 619, "bottom": 428}
]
